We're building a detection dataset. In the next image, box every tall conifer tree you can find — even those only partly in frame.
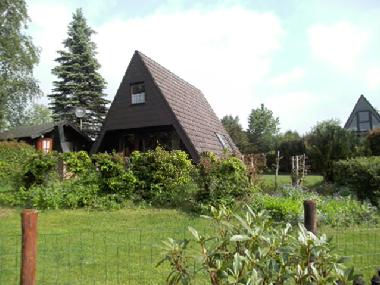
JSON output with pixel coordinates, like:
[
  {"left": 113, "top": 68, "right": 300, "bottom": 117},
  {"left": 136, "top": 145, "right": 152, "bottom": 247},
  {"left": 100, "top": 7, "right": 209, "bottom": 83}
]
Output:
[{"left": 49, "top": 8, "right": 109, "bottom": 139}]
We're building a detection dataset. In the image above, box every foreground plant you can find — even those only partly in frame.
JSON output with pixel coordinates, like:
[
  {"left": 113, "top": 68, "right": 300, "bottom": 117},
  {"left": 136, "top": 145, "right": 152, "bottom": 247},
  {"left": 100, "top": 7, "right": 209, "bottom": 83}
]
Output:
[{"left": 158, "top": 206, "right": 354, "bottom": 285}]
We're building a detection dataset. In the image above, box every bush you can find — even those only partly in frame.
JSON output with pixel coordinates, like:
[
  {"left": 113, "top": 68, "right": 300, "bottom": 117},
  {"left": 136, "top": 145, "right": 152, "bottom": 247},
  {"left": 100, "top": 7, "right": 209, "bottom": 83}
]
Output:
[
  {"left": 305, "top": 120, "right": 361, "bottom": 180},
  {"left": 129, "top": 146, "right": 195, "bottom": 206},
  {"left": 332, "top": 156, "right": 380, "bottom": 205},
  {"left": 0, "top": 141, "right": 36, "bottom": 183},
  {"left": 92, "top": 152, "right": 136, "bottom": 196},
  {"left": 22, "top": 151, "right": 59, "bottom": 188},
  {"left": 63, "top": 151, "right": 94, "bottom": 175},
  {"left": 159, "top": 206, "right": 354, "bottom": 285},
  {"left": 196, "top": 152, "right": 250, "bottom": 205},
  {"left": 367, "top": 128, "right": 380, "bottom": 155}
]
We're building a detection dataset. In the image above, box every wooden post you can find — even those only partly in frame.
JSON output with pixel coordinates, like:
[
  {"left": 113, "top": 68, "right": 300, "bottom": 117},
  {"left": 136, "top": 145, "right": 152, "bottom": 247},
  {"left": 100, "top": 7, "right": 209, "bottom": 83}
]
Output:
[
  {"left": 303, "top": 200, "right": 317, "bottom": 234},
  {"left": 275, "top": 150, "right": 280, "bottom": 189},
  {"left": 20, "top": 209, "right": 38, "bottom": 285}
]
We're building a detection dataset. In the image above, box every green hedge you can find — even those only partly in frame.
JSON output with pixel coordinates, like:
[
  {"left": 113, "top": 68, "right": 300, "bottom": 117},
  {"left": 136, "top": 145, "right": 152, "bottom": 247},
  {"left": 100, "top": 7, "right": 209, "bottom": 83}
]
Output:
[
  {"left": 332, "top": 156, "right": 380, "bottom": 205},
  {"left": 0, "top": 141, "right": 36, "bottom": 184}
]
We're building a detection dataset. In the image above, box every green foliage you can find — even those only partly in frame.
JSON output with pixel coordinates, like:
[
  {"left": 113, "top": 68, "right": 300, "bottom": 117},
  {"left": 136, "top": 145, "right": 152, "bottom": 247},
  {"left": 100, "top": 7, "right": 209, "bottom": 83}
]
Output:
[
  {"left": 250, "top": 186, "right": 377, "bottom": 227},
  {"left": 276, "top": 130, "right": 305, "bottom": 172},
  {"left": 0, "top": 0, "right": 41, "bottom": 129},
  {"left": 22, "top": 151, "right": 58, "bottom": 188},
  {"left": 332, "top": 156, "right": 380, "bottom": 206},
  {"left": 159, "top": 206, "right": 354, "bottom": 285},
  {"left": 221, "top": 115, "right": 248, "bottom": 153},
  {"left": 63, "top": 150, "right": 93, "bottom": 175},
  {"left": 129, "top": 147, "right": 195, "bottom": 206},
  {"left": 49, "top": 8, "right": 109, "bottom": 138},
  {"left": 196, "top": 152, "right": 250, "bottom": 206},
  {"left": 0, "top": 141, "right": 35, "bottom": 183},
  {"left": 92, "top": 152, "right": 136, "bottom": 195},
  {"left": 22, "top": 103, "right": 53, "bottom": 126},
  {"left": 247, "top": 104, "right": 280, "bottom": 153},
  {"left": 367, "top": 128, "right": 380, "bottom": 155},
  {"left": 305, "top": 120, "right": 361, "bottom": 180}
]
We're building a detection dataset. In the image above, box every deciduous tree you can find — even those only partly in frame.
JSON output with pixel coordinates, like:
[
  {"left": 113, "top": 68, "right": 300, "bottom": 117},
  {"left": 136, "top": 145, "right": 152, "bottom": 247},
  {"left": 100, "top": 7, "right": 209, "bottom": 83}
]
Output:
[{"left": 0, "top": 0, "right": 40, "bottom": 129}]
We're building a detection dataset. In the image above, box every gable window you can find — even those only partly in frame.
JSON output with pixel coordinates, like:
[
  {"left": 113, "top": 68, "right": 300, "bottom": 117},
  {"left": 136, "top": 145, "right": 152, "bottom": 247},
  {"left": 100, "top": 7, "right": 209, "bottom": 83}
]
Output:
[
  {"left": 131, "top": 82, "right": 145, "bottom": 104},
  {"left": 357, "top": 111, "right": 371, "bottom": 132},
  {"left": 216, "top": 133, "right": 232, "bottom": 151}
]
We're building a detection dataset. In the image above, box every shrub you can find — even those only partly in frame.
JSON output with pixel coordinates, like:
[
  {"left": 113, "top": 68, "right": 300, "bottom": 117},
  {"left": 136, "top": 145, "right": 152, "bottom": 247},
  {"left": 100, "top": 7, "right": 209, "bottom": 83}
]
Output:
[
  {"left": 129, "top": 146, "right": 195, "bottom": 206},
  {"left": 0, "top": 141, "right": 36, "bottom": 183},
  {"left": 159, "top": 206, "right": 354, "bottom": 285},
  {"left": 63, "top": 151, "right": 94, "bottom": 175},
  {"left": 22, "top": 151, "right": 59, "bottom": 188},
  {"left": 92, "top": 152, "right": 136, "bottom": 196},
  {"left": 332, "top": 156, "right": 380, "bottom": 205},
  {"left": 367, "top": 128, "right": 380, "bottom": 155},
  {"left": 305, "top": 120, "right": 361, "bottom": 180},
  {"left": 196, "top": 152, "right": 250, "bottom": 206}
]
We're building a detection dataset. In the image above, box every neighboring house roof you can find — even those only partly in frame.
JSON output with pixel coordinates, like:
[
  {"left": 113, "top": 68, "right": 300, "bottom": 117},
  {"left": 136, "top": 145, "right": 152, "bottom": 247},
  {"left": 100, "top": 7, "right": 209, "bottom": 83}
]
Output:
[
  {"left": 92, "top": 50, "right": 239, "bottom": 160},
  {"left": 344, "top": 94, "right": 380, "bottom": 130},
  {"left": 0, "top": 121, "right": 91, "bottom": 142}
]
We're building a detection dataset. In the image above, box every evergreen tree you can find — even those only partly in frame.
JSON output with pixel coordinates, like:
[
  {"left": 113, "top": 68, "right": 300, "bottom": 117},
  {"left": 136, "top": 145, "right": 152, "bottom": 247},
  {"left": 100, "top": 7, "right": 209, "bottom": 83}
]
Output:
[{"left": 49, "top": 8, "right": 109, "bottom": 139}]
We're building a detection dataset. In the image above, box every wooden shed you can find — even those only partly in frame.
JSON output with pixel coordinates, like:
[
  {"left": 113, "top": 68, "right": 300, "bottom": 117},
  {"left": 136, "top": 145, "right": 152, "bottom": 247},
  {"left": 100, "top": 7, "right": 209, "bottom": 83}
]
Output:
[
  {"left": 92, "top": 51, "right": 238, "bottom": 161},
  {"left": 0, "top": 121, "right": 92, "bottom": 153}
]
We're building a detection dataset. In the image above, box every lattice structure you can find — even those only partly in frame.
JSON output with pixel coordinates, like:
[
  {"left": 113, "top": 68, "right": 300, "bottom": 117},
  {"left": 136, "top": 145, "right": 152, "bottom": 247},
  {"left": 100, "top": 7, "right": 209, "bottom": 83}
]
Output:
[{"left": 291, "top": 154, "right": 308, "bottom": 187}]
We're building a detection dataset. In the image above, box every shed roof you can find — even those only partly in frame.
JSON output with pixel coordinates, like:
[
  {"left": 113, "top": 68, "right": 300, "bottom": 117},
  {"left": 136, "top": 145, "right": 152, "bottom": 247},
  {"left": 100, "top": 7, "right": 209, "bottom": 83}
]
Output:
[{"left": 0, "top": 121, "right": 91, "bottom": 142}]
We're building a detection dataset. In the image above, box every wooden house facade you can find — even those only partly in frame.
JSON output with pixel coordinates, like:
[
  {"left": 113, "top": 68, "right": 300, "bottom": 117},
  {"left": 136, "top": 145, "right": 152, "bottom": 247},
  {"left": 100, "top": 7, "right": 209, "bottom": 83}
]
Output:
[{"left": 92, "top": 51, "right": 238, "bottom": 161}]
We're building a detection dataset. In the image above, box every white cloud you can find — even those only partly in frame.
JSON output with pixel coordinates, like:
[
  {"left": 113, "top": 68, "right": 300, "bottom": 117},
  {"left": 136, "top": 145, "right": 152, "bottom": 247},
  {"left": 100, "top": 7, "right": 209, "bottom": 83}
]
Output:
[
  {"left": 269, "top": 67, "right": 305, "bottom": 86},
  {"left": 366, "top": 67, "right": 380, "bottom": 91},
  {"left": 263, "top": 91, "right": 321, "bottom": 133},
  {"left": 308, "top": 22, "right": 370, "bottom": 71},
  {"left": 92, "top": 7, "right": 284, "bottom": 126}
]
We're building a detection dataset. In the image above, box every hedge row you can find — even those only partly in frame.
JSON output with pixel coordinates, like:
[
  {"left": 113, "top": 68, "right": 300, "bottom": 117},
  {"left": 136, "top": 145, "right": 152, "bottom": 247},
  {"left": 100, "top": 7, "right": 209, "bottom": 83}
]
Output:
[{"left": 332, "top": 156, "right": 380, "bottom": 205}]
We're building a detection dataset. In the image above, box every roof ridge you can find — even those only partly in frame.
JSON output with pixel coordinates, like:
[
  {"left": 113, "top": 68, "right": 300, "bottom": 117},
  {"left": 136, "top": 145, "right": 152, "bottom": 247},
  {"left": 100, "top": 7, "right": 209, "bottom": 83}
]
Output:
[{"left": 135, "top": 50, "right": 202, "bottom": 93}]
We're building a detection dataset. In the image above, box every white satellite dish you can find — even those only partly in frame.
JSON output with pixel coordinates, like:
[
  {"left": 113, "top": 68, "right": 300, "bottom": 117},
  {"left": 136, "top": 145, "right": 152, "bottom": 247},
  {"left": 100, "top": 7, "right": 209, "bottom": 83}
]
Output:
[{"left": 75, "top": 107, "right": 86, "bottom": 118}]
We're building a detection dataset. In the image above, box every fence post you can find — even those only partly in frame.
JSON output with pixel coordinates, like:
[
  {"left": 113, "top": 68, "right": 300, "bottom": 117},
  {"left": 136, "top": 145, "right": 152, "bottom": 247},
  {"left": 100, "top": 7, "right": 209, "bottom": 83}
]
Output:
[
  {"left": 303, "top": 200, "right": 317, "bottom": 234},
  {"left": 20, "top": 209, "right": 38, "bottom": 285}
]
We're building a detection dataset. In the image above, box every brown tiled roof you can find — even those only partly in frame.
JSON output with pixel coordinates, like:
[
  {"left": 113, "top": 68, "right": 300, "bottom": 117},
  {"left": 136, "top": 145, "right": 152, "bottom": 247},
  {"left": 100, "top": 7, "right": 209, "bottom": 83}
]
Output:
[{"left": 137, "top": 51, "right": 239, "bottom": 157}]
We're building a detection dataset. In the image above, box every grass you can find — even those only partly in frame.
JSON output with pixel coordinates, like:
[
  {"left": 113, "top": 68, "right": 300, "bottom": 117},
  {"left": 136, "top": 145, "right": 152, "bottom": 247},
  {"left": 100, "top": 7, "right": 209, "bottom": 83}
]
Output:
[
  {"left": 261, "top": 174, "right": 324, "bottom": 189},
  {"left": 0, "top": 207, "right": 379, "bottom": 284}
]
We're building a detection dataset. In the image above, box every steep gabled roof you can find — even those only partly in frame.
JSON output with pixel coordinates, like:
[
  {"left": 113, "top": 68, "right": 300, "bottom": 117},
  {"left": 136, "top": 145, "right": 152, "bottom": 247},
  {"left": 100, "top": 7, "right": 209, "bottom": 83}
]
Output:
[
  {"left": 344, "top": 94, "right": 380, "bottom": 129},
  {"left": 92, "top": 51, "right": 238, "bottom": 160},
  {"left": 0, "top": 121, "right": 91, "bottom": 142}
]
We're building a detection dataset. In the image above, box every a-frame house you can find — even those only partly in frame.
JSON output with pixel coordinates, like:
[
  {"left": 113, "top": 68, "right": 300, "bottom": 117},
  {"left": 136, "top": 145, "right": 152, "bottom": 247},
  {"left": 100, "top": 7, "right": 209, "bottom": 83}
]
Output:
[
  {"left": 344, "top": 94, "right": 380, "bottom": 134},
  {"left": 92, "top": 51, "right": 238, "bottom": 161}
]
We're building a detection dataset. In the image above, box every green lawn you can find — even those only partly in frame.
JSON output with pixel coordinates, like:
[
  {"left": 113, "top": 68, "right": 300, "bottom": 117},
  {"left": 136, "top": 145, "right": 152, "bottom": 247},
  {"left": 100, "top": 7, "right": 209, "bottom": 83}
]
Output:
[
  {"left": 262, "top": 174, "right": 324, "bottom": 189},
  {"left": 0, "top": 207, "right": 378, "bottom": 284}
]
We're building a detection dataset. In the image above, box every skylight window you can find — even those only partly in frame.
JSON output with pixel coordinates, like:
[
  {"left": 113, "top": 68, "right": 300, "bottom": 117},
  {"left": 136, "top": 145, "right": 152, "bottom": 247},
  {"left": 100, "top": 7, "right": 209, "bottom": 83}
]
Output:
[
  {"left": 131, "top": 82, "right": 145, "bottom": 104},
  {"left": 216, "top": 133, "right": 232, "bottom": 151}
]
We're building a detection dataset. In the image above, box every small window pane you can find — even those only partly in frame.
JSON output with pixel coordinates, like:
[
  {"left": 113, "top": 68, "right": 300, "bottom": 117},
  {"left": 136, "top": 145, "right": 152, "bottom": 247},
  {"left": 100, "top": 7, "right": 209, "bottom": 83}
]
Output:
[
  {"left": 359, "top": 122, "right": 370, "bottom": 131},
  {"left": 132, "top": 93, "right": 145, "bottom": 104},
  {"left": 358, "top": 111, "right": 369, "bottom": 122},
  {"left": 131, "top": 83, "right": 145, "bottom": 104},
  {"left": 216, "top": 133, "right": 232, "bottom": 151}
]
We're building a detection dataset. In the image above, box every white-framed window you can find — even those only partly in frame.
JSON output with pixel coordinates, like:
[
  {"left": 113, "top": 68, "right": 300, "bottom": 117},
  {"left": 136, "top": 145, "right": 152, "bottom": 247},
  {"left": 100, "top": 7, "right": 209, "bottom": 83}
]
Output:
[{"left": 131, "top": 82, "right": 145, "bottom": 104}]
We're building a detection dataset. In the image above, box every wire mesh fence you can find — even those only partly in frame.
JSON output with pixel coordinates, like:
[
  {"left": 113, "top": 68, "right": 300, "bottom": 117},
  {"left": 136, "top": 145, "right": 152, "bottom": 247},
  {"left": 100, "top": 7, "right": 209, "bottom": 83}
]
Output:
[{"left": 0, "top": 224, "right": 379, "bottom": 284}]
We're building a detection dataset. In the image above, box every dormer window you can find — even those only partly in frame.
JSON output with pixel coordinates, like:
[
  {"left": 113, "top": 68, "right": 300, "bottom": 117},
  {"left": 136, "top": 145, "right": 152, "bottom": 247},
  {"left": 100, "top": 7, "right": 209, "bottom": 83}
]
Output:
[{"left": 131, "top": 82, "right": 145, "bottom": 104}]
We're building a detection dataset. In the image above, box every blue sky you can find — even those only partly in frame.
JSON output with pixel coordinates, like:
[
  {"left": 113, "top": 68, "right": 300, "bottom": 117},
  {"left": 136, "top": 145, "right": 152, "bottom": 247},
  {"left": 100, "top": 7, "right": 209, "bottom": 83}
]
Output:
[{"left": 27, "top": 0, "right": 380, "bottom": 134}]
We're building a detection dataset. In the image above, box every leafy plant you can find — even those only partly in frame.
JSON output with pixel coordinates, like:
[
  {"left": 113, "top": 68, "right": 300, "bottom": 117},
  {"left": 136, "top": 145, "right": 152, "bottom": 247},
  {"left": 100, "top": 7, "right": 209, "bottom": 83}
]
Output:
[
  {"left": 63, "top": 150, "right": 93, "bottom": 175},
  {"left": 196, "top": 152, "right": 250, "bottom": 206},
  {"left": 129, "top": 146, "right": 195, "bottom": 206},
  {"left": 158, "top": 206, "right": 354, "bottom": 284}
]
